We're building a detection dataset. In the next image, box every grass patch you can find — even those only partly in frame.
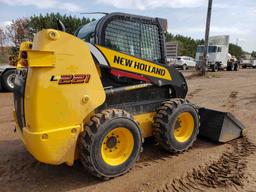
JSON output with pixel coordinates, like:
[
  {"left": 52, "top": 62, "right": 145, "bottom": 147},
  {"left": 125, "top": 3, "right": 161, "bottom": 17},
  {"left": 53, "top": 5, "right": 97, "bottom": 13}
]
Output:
[{"left": 206, "top": 72, "right": 222, "bottom": 78}]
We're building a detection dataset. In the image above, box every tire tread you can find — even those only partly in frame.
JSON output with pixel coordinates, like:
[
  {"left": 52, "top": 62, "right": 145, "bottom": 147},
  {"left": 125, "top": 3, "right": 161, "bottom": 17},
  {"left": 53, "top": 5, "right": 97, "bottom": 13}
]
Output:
[
  {"left": 79, "top": 108, "right": 142, "bottom": 180},
  {"left": 153, "top": 98, "right": 200, "bottom": 153}
]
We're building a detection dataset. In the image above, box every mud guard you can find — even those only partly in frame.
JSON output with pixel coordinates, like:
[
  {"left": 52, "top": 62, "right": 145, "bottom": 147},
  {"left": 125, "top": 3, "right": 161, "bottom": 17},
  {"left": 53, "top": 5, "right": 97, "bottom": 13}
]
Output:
[{"left": 198, "top": 108, "right": 245, "bottom": 143}]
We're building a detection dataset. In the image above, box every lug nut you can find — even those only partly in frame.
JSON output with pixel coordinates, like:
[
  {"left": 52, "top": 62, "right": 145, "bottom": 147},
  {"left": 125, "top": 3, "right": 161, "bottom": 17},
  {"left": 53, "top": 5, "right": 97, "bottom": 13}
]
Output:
[
  {"left": 82, "top": 95, "right": 89, "bottom": 103},
  {"left": 42, "top": 134, "right": 48, "bottom": 140},
  {"left": 48, "top": 30, "right": 59, "bottom": 40},
  {"left": 71, "top": 128, "right": 77, "bottom": 133}
]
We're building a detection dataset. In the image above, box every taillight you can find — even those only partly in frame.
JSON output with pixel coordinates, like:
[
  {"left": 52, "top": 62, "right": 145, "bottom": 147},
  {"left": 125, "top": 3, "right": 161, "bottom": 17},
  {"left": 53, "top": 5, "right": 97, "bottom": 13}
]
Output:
[
  {"left": 20, "top": 59, "right": 28, "bottom": 67},
  {"left": 20, "top": 51, "right": 28, "bottom": 67},
  {"left": 20, "top": 51, "right": 27, "bottom": 59}
]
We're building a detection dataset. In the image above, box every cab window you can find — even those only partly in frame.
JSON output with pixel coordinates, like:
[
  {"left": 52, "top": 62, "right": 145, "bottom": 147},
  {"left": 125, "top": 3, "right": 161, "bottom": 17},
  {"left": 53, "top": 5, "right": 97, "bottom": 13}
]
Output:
[
  {"left": 208, "top": 46, "right": 217, "bottom": 53},
  {"left": 76, "top": 20, "right": 98, "bottom": 44},
  {"left": 104, "top": 18, "right": 162, "bottom": 63}
]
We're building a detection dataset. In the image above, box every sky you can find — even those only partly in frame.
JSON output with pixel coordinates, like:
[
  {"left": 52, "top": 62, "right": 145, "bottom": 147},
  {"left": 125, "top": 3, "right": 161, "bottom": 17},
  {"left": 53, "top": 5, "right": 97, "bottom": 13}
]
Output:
[{"left": 0, "top": 0, "right": 255, "bottom": 52}]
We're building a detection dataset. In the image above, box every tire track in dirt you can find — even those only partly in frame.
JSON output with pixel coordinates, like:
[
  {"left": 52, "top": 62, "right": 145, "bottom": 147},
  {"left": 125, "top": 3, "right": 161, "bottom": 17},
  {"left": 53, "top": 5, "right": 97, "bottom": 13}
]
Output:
[
  {"left": 135, "top": 141, "right": 175, "bottom": 169},
  {"left": 156, "top": 137, "right": 256, "bottom": 192},
  {"left": 241, "top": 93, "right": 256, "bottom": 105},
  {"left": 188, "top": 88, "right": 202, "bottom": 97},
  {"left": 135, "top": 153, "right": 175, "bottom": 169},
  {"left": 130, "top": 139, "right": 219, "bottom": 173},
  {"left": 222, "top": 91, "right": 238, "bottom": 110}
]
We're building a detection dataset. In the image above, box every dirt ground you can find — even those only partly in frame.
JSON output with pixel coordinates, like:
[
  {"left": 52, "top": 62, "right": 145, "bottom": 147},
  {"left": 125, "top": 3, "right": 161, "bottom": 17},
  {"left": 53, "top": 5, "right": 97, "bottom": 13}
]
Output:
[{"left": 1, "top": 69, "right": 256, "bottom": 192}]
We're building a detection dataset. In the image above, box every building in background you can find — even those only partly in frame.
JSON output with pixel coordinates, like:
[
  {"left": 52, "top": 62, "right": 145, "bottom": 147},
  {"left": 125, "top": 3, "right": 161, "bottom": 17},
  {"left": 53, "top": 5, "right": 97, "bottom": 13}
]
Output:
[{"left": 165, "top": 42, "right": 178, "bottom": 63}]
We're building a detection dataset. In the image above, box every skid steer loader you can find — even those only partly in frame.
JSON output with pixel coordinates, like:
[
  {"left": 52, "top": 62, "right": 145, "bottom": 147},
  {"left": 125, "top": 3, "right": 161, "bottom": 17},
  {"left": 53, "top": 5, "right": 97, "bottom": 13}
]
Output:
[{"left": 13, "top": 12, "right": 245, "bottom": 179}]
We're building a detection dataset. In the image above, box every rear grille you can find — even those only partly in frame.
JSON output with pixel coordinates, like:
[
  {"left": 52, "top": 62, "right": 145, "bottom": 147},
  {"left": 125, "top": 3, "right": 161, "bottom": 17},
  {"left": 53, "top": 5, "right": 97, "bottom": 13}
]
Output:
[{"left": 13, "top": 69, "right": 27, "bottom": 130}]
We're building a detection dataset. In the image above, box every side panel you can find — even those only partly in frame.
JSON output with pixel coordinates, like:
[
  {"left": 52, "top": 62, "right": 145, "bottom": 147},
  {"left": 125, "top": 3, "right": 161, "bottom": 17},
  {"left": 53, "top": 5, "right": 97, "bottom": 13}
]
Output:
[
  {"left": 93, "top": 44, "right": 187, "bottom": 98},
  {"left": 25, "top": 30, "right": 105, "bottom": 133},
  {"left": 15, "top": 29, "right": 106, "bottom": 165},
  {"left": 97, "top": 45, "right": 172, "bottom": 81}
]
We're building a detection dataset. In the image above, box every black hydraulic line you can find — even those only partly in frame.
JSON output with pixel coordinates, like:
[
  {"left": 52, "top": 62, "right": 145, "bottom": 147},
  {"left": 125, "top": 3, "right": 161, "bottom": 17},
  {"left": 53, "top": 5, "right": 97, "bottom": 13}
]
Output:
[{"left": 105, "top": 83, "right": 153, "bottom": 96}]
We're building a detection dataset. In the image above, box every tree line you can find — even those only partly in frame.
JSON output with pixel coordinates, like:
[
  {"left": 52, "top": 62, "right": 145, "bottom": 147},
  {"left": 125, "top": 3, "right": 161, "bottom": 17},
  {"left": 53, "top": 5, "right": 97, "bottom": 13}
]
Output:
[
  {"left": 166, "top": 33, "right": 204, "bottom": 58},
  {"left": 0, "top": 13, "right": 93, "bottom": 56},
  {"left": 0, "top": 13, "right": 254, "bottom": 60}
]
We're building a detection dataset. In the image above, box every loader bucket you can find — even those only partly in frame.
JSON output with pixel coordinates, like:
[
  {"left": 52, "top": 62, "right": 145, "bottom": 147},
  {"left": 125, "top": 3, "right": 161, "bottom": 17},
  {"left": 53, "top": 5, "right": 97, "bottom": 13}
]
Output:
[{"left": 198, "top": 108, "right": 245, "bottom": 143}]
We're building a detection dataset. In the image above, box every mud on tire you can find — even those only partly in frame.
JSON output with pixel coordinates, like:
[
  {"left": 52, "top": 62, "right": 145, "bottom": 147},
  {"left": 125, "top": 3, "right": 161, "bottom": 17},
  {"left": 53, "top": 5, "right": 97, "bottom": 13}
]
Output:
[
  {"left": 153, "top": 98, "right": 199, "bottom": 153},
  {"left": 79, "top": 109, "right": 143, "bottom": 180}
]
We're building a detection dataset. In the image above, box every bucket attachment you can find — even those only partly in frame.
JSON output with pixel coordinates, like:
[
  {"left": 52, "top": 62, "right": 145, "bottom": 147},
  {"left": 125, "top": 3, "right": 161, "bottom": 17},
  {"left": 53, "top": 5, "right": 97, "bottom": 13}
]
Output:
[{"left": 198, "top": 108, "right": 245, "bottom": 143}]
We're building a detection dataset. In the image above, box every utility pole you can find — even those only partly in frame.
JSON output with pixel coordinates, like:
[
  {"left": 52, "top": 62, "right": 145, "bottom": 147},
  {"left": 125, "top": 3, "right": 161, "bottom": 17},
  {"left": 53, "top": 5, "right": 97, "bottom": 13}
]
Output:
[{"left": 202, "top": 0, "right": 213, "bottom": 75}]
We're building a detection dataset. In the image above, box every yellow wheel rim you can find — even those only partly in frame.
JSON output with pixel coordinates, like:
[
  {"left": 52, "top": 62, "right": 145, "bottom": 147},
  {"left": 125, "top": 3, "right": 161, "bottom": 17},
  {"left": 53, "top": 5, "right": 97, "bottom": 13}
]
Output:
[
  {"left": 101, "top": 127, "right": 134, "bottom": 166},
  {"left": 174, "top": 112, "right": 194, "bottom": 142}
]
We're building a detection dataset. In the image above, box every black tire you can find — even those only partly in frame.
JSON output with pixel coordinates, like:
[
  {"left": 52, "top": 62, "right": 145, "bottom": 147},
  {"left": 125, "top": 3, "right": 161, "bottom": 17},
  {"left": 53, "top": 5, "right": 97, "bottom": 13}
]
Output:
[
  {"left": 79, "top": 109, "right": 143, "bottom": 180},
  {"left": 211, "top": 64, "right": 218, "bottom": 72},
  {"left": 231, "top": 64, "right": 235, "bottom": 71},
  {"left": 234, "top": 64, "right": 239, "bottom": 71},
  {"left": 182, "top": 64, "right": 187, "bottom": 70},
  {"left": 153, "top": 99, "right": 199, "bottom": 153},
  {"left": 1, "top": 69, "right": 16, "bottom": 92},
  {"left": 227, "top": 64, "right": 234, "bottom": 71}
]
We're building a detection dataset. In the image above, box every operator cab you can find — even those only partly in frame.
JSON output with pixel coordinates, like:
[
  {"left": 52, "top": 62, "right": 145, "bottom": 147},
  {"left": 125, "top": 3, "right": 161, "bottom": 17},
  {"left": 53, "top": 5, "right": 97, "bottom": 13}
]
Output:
[
  {"left": 75, "top": 13, "right": 168, "bottom": 64},
  {"left": 75, "top": 20, "right": 98, "bottom": 44},
  {"left": 196, "top": 45, "right": 221, "bottom": 53},
  {"left": 74, "top": 13, "right": 187, "bottom": 97}
]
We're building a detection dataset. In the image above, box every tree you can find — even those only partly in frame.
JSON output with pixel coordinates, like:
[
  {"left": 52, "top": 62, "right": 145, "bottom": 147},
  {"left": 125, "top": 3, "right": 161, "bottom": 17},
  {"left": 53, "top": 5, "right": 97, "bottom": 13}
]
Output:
[
  {"left": 229, "top": 43, "right": 243, "bottom": 59},
  {"left": 0, "top": 27, "right": 7, "bottom": 55},
  {"left": 165, "top": 32, "right": 204, "bottom": 57},
  {"left": 165, "top": 32, "right": 174, "bottom": 42},
  {"left": 3, "top": 13, "right": 93, "bottom": 54},
  {"left": 251, "top": 51, "right": 256, "bottom": 58},
  {"left": 5, "top": 18, "right": 31, "bottom": 48},
  {"left": 28, "top": 13, "right": 92, "bottom": 35}
]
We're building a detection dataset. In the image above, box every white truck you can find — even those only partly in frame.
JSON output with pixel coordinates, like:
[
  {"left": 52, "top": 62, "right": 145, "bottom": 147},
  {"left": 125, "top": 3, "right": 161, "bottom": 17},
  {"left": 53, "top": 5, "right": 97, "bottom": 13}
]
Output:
[
  {"left": 240, "top": 59, "right": 256, "bottom": 68},
  {"left": 196, "top": 35, "right": 239, "bottom": 72}
]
